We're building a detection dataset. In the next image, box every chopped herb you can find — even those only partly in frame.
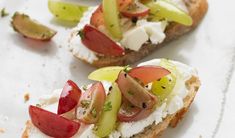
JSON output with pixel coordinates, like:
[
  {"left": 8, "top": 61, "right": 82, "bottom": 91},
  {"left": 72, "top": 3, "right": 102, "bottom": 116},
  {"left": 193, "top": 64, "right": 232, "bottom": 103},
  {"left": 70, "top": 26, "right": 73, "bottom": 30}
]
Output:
[
  {"left": 91, "top": 108, "right": 97, "bottom": 118},
  {"left": 93, "top": 126, "right": 98, "bottom": 131},
  {"left": 142, "top": 102, "right": 147, "bottom": 108},
  {"left": 123, "top": 65, "right": 131, "bottom": 73},
  {"left": 36, "top": 104, "right": 41, "bottom": 107},
  {"left": 80, "top": 100, "right": 90, "bottom": 108},
  {"left": 41, "top": 33, "right": 46, "bottom": 38},
  {"left": 127, "top": 104, "right": 135, "bottom": 109},
  {"left": 161, "top": 86, "right": 166, "bottom": 89},
  {"left": 110, "top": 24, "right": 114, "bottom": 27},
  {"left": 82, "top": 110, "right": 86, "bottom": 115},
  {"left": 62, "top": 6, "right": 66, "bottom": 10},
  {"left": 1, "top": 8, "right": 9, "bottom": 17},
  {"left": 128, "top": 91, "right": 134, "bottom": 95},
  {"left": 82, "top": 85, "right": 88, "bottom": 91},
  {"left": 103, "top": 101, "right": 112, "bottom": 111},
  {"left": 78, "top": 29, "right": 84, "bottom": 39}
]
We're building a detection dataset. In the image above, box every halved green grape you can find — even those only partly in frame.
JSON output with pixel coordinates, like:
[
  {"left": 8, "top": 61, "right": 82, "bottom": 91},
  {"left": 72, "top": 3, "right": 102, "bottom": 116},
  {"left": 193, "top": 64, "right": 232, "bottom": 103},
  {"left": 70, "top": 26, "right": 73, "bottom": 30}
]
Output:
[
  {"left": 151, "top": 59, "right": 177, "bottom": 103},
  {"left": 48, "top": 0, "right": 88, "bottom": 22},
  {"left": 88, "top": 66, "right": 131, "bottom": 82},
  {"left": 151, "top": 75, "right": 176, "bottom": 103},
  {"left": 94, "top": 83, "right": 122, "bottom": 137},
  {"left": 103, "top": 0, "right": 122, "bottom": 39},
  {"left": 146, "top": 0, "right": 192, "bottom": 26}
]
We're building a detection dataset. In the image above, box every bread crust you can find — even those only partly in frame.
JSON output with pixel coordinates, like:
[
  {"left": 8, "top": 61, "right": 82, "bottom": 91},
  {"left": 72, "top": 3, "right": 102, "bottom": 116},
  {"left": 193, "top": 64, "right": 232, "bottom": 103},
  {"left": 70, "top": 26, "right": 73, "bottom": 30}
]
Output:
[
  {"left": 21, "top": 76, "right": 200, "bottom": 138},
  {"left": 77, "top": 0, "right": 208, "bottom": 67}
]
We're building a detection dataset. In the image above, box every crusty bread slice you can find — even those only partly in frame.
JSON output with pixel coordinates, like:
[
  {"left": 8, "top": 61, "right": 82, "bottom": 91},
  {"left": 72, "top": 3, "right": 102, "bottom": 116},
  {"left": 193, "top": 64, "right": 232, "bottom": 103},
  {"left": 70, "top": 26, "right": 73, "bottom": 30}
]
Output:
[
  {"left": 77, "top": 0, "right": 208, "bottom": 67},
  {"left": 21, "top": 76, "right": 200, "bottom": 138}
]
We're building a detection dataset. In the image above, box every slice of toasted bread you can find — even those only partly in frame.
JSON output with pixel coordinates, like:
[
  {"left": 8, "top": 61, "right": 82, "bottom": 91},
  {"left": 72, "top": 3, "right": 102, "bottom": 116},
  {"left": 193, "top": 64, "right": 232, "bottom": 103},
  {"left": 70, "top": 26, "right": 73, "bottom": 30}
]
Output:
[
  {"left": 77, "top": 0, "right": 208, "bottom": 67},
  {"left": 21, "top": 76, "right": 200, "bottom": 138}
]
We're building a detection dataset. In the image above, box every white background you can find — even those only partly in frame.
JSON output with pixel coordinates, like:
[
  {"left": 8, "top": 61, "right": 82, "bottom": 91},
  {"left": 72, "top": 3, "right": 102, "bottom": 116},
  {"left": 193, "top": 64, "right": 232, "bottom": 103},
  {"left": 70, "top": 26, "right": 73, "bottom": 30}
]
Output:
[{"left": 0, "top": 0, "right": 235, "bottom": 137}]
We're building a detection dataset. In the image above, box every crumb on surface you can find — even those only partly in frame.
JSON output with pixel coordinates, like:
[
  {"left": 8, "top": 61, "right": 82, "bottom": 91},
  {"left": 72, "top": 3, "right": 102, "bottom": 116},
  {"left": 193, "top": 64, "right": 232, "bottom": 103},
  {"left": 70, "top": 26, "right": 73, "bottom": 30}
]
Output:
[
  {"left": 0, "top": 128, "right": 5, "bottom": 133},
  {"left": 24, "top": 92, "right": 30, "bottom": 103},
  {"left": 1, "top": 8, "right": 9, "bottom": 17}
]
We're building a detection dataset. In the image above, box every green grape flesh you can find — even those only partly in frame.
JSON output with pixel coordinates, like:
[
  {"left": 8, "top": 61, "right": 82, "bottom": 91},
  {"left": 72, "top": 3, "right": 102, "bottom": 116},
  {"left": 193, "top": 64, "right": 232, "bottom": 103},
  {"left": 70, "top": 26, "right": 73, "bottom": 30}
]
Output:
[
  {"left": 151, "top": 59, "right": 177, "bottom": 103},
  {"left": 88, "top": 66, "right": 131, "bottom": 82},
  {"left": 146, "top": 0, "right": 192, "bottom": 26},
  {"left": 94, "top": 83, "right": 122, "bottom": 137},
  {"left": 48, "top": 0, "right": 88, "bottom": 22},
  {"left": 103, "top": 0, "right": 122, "bottom": 39}
]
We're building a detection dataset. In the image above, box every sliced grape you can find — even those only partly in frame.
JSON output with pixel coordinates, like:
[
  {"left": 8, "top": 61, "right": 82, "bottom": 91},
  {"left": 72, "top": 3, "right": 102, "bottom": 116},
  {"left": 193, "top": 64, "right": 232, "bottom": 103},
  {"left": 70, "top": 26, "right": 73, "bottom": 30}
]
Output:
[
  {"left": 146, "top": 0, "right": 192, "bottom": 26},
  {"left": 93, "top": 83, "right": 122, "bottom": 137},
  {"left": 88, "top": 66, "right": 131, "bottom": 82},
  {"left": 77, "top": 82, "right": 106, "bottom": 124},
  {"left": 117, "top": 71, "right": 157, "bottom": 109},
  {"left": 151, "top": 59, "right": 177, "bottom": 103},
  {"left": 48, "top": 0, "right": 88, "bottom": 22},
  {"left": 11, "top": 12, "right": 57, "bottom": 41},
  {"left": 103, "top": 0, "right": 122, "bottom": 39}
]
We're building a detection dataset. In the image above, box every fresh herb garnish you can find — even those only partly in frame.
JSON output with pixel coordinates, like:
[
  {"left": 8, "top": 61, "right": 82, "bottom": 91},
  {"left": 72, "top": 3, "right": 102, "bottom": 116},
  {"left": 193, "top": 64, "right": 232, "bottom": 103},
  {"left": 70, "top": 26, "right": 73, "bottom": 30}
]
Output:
[
  {"left": 80, "top": 100, "right": 91, "bottom": 108},
  {"left": 110, "top": 24, "right": 114, "bottom": 27},
  {"left": 1, "top": 8, "right": 9, "bottom": 18},
  {"left": 123, "top": 65, "right": 131, "bottom": 73},
  {"left": 82, "top": 85, "right": 88, "bottom": 91},
  {"left": 78, "top": 29, "right": 84, "bottom": 39},
  {"left": 128, "top": 91, "right": 134, "bottom": 95},
  {"left": 103, "top": 101, "right": 112, "bottom": 111},
  {"left": 91, "top": 108, "right": 97, "bottom": 118}
]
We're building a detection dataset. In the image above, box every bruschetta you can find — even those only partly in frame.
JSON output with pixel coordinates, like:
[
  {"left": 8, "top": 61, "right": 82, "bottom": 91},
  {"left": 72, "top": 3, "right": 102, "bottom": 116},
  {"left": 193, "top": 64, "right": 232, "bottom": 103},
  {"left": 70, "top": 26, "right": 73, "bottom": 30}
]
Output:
[
  {"left": 69, "top": 0, "right": 208, "bottom": 67},
  {"left": 22, "top": 59, "right": 200, "bottom": 138}
]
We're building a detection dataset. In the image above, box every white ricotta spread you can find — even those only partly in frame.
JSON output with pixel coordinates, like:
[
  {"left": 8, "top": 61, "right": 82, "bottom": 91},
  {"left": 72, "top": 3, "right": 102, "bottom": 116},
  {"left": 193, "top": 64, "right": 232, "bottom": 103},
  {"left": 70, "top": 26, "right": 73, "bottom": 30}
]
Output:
[{"left": 27, "top": 59, "right": 197, "bottom": 138}]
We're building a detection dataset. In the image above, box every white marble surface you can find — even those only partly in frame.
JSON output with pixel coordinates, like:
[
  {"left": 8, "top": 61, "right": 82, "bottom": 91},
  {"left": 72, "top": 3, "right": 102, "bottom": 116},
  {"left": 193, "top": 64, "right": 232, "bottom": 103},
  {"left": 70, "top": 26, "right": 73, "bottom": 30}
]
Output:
[{"left": 0, "top": 0, "right": 235, "bottom": 137}]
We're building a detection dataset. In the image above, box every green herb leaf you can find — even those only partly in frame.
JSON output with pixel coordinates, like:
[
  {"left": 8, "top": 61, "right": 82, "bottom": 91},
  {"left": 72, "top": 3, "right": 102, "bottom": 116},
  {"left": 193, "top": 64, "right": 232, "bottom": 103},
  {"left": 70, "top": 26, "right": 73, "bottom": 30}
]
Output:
[
  {"left": 80, "top": 100, "right": 90, "bottom": 108},
  {"left": 1, "top": 8, "right": 9, "bottom": 17},
  {"left": 128, "top": 91, "right": 134, "bottom": 95},
  {"left": 91, "top": 108, "right": 97, "bottom": 118},
  {"left": 78, "top": 29, "right": 84, "bottom": 39},
  {"left": 123, "top": 65, "right": 131, "bottom": 73},
  {"left": 82, "top": 85, "right": 88, "bottom": 91},
  {"left": 103, "top": 101, "right": 112, "bottom": 111}
]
